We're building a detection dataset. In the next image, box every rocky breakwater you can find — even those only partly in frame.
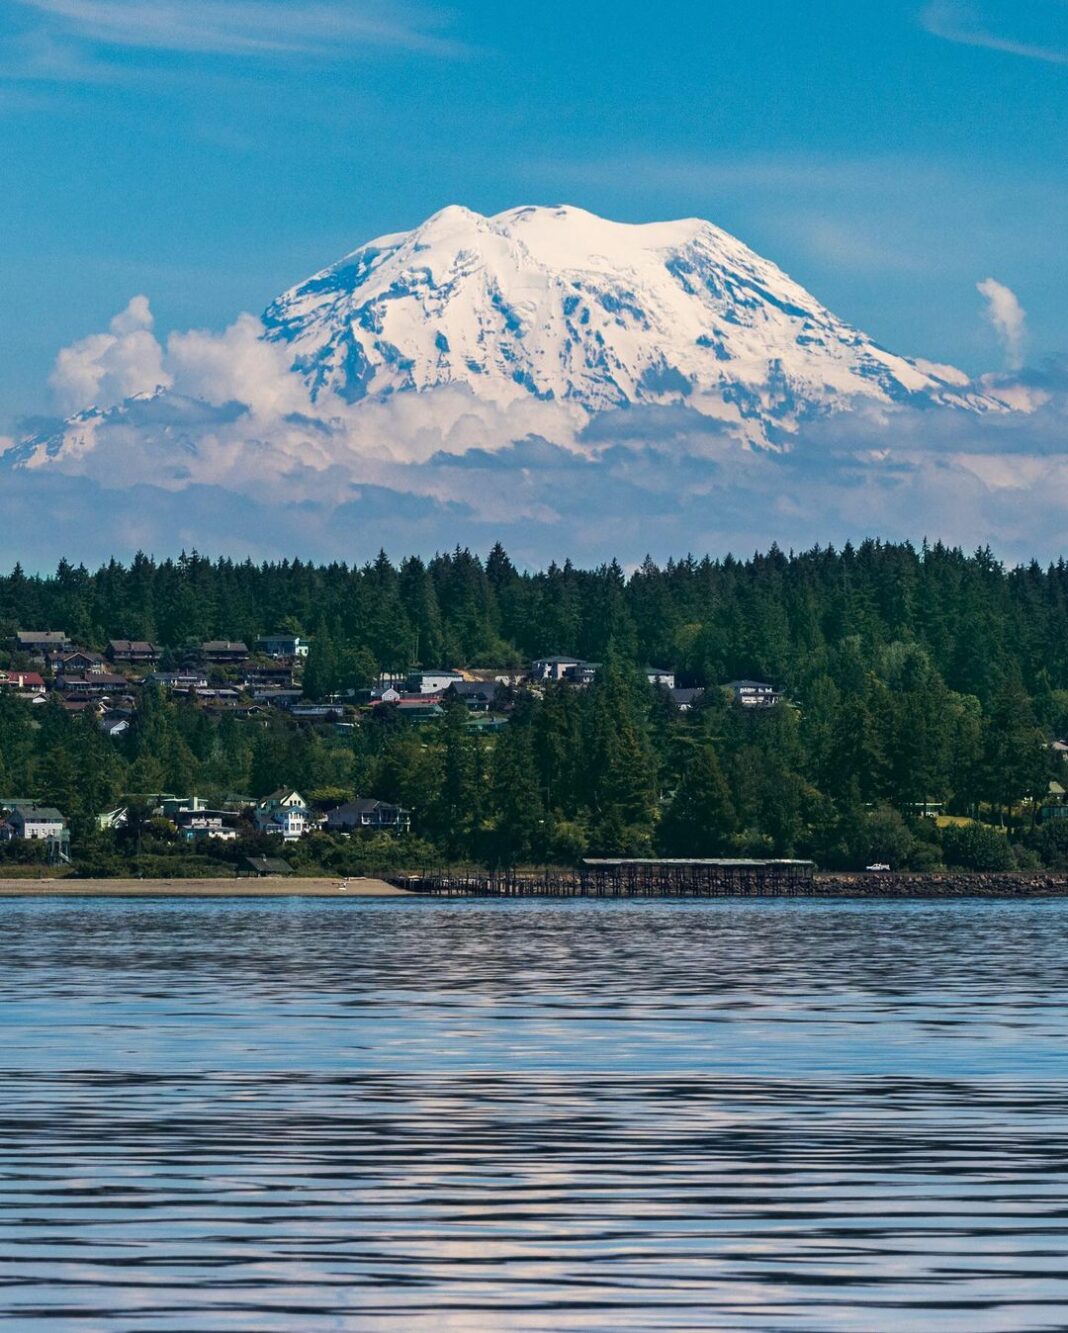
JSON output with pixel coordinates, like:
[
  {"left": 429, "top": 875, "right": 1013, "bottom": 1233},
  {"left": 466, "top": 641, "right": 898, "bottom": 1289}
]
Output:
[{"left": 817, "top": 871, "right": 1068, "bottom": 897}]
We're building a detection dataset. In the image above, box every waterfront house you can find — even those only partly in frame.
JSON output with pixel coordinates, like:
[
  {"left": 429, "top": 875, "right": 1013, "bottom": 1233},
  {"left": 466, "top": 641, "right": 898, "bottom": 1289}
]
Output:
[
  {"left": 0, "top": 803, "right": 67, "bottom": 841},
  {"left": 254, "top": 789, "right": 312, "bottom": 840},
  {"left": 325, "top": 798, "right": 411, "bottom": 834},
  {"left": 175, "top": 809, "right": 239, "bottom": 842}
]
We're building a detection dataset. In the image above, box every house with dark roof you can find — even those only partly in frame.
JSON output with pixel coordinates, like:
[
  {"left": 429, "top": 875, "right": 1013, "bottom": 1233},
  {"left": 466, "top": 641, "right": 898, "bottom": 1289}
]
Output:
[
  {"left": 15, "top": 631, "right": 72, "bottom": 655},
  {"left": 107, "top": 640, "right": 160, "bottom": 664},
  {"left": 325, "top": 798, "right": 411, "bottom": 834},
  {"left": 448, "top": 680, "right": 502, "bottom": 711},
  {"left": 200, "top": 640, "right": 249, "bottom": 663}
]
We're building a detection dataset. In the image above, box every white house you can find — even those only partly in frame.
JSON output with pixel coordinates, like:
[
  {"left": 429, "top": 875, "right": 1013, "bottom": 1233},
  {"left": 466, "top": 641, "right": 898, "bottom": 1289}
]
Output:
[
  {"left": 405, "top": 670, "right": 464, "bottom": 695},
  {"left": 645, "top": 667, "right": 677, "bottom": 689},
  {"left": 254, "top": 789, "right": 312, "bottom": 841},
  {"left": 0, "top": 804, "right": 67, "bottom": 841},
  {"left": 531, "top": 655, "right": 581, "bottom": 682}
]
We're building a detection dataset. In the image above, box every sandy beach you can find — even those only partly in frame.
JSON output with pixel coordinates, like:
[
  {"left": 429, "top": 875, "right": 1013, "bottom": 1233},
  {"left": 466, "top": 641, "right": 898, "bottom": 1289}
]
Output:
[{"left": 0, "top": 877, "right": 412, "bottom": 897}]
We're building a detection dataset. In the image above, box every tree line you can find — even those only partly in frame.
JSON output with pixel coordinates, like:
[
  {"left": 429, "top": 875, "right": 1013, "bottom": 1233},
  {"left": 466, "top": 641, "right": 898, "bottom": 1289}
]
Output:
[{"left": 3, "top": 540, "right": 1068, "bottom": 873}]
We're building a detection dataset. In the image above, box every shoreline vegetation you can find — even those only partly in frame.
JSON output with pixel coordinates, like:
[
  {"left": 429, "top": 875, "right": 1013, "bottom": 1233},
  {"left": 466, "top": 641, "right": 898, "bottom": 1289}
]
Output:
[{"left": 2, "top": 872, "right": 1067, "bottom": 898}]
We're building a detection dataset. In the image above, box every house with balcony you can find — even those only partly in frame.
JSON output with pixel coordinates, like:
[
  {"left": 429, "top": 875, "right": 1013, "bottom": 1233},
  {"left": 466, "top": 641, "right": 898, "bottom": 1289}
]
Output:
[
  {"left": 107, "top": 640, "right": 160, "bottom": 664},
  {"left": 254, "top": 789, "right": 312, "bottom": 841},
  {"left": 726, "top": 680, "right": 783, "bottom": 708}
]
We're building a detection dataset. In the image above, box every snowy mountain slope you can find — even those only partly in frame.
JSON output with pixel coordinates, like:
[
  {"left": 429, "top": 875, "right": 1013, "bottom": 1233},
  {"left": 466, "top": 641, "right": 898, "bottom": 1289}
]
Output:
[{"left": 262, "top": 203, "right": 994, "bottom": 441}]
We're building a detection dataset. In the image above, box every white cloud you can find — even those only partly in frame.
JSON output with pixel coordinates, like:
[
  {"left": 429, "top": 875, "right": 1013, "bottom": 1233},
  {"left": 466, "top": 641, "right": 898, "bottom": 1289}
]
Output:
[
  {"left": 920, "top": 2, "right": 1068, "bottom": 66},
  {"left": 49, "top": 295, "right": 171, "bottom": 413},
  {"left": 977, "top": 277, "right": 1027, "bottom": 370},
  {"left": 13, "top": 0, "right": 462, "bottom": 60}
]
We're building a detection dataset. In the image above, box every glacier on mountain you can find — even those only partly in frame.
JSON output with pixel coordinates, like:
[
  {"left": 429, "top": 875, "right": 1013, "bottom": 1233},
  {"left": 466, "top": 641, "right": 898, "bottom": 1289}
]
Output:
[{"left": 261, "top": 203, "right": 994, "bottom": 442}]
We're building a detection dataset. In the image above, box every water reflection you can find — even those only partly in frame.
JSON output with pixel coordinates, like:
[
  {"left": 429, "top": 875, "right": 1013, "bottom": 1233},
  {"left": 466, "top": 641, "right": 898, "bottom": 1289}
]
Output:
[{"left": 1, "top": 898, "right": 1066, "bottom": 1328}]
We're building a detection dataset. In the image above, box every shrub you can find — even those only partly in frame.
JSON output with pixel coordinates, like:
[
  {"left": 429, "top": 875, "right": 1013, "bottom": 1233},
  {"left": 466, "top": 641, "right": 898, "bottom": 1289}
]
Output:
[{"left": 941, "top": 822, "right": 1015, "bottom": 871}]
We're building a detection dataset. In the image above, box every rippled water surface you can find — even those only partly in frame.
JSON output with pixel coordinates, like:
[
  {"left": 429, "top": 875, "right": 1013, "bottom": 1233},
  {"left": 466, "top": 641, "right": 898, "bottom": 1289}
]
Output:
[{"left": 2, "top": 897, "right": 1067, "bottom": 1330}]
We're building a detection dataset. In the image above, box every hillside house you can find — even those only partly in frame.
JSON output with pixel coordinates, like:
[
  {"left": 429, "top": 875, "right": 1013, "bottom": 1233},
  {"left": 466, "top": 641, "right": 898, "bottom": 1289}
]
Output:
[
  {"left": 531, "top": 655, "right": 581, "bottom": 682},
  {"left": 107, "top": 640, "right": 160, "bottom": 664},
  {"left": 256, "top": 634, "right": 309, "bottom": 659},
  {"left": 200, "top": 641, "right": 249, "bottom": 664},
  {"left": 148, "top": 671, "right": 209, "bottom": 691},
  {"left": 0, "top": 670, "right": 45, "bottom": 692},
  {"left": 646, "top": 667, "right": 677, "bottom": 689},
  {"left": 55, "top": 672, "right": 129, "bottom": 696},
  {"left": 448, "top": 680, "right": 501, "bottom": 710},
  {"left": 15, "top": 631, "right": 72, "bottom": 656},
  {"left": 406, "top": 670, "right": 464, "bottom": 695},
  {"left": 325, "top": 798, "right": 411, "bottom": 834},
  {"left": 48, "top": 650, "right": 107, "bottom": 674},
  {"left": 670, "top": 686, "right": 706, "bottom": 711},
  {"left": 727, "top": 680, "right": 782, "bottom": 708}
]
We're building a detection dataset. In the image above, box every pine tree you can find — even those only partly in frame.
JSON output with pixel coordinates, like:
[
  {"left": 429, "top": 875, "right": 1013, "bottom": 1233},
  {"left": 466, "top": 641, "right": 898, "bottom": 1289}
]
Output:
[{"left": 659, "top": 744, "right": 736, "bottom": 856}]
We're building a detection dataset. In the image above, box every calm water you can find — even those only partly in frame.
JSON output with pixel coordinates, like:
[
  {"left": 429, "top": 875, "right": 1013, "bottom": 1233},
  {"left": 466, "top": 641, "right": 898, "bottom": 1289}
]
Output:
[{"left": 1, "top": 897, "right": 1067, "bottom": 1331}]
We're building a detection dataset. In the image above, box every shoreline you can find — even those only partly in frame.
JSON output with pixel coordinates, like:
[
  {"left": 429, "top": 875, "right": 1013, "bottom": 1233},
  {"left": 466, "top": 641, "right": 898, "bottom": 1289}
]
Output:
[
  {"left": 0, "top": 876, "right": 413, "bottom": 897},
  {"left": 1, "top": 871, "right": 1067, "bottom": 898}
]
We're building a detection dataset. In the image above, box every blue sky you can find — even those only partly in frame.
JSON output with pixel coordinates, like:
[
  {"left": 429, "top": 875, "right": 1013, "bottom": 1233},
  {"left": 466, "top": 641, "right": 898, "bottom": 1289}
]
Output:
[{"left": 0, "top": 0, "right": 1065, "bottom": 432}]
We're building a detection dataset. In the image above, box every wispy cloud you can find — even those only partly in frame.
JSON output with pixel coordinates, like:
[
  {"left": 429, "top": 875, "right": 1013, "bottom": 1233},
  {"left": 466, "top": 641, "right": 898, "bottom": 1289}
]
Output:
[
  {"left": 9, "top": 0, "right": 463, "bottom": 69},
  {"left": 977, "top": 278, "right": 1027, "bottom": 370},
  {"left": 920, "top": 2, "right": 1068, "bottom": 65}
]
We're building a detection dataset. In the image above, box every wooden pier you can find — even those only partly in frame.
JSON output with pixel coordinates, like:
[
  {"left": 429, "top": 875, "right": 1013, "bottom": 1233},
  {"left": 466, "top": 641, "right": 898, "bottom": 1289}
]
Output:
[{"left": 389, "top": 858, "right": 816, "bottom": 898}]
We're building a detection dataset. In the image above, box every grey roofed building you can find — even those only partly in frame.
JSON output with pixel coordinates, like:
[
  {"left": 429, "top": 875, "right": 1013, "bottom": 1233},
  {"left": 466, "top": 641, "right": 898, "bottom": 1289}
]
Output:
[
  {"left": 242, "top": 856, "right": 295, "bottom": 876},
  {"left": 107, "top": 640, "right": 160, "bottom": 662},
  {"left": 325, "top": 798, "right": 411, "bottom": 833},
  {"left": 448, "top": 680, "right": 501, "bottom": 709},
  {"left": 200, "top": 640, "right": 249, "bottom": 661},
  {"left": 16, "top": 630, "right": 73, "bottom": 653}
]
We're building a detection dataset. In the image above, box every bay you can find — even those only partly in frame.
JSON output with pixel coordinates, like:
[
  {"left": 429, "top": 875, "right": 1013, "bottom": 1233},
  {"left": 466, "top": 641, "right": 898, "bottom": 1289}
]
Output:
[{"left": 1, "top": 897, "right": 1066, "bottom": 1330}]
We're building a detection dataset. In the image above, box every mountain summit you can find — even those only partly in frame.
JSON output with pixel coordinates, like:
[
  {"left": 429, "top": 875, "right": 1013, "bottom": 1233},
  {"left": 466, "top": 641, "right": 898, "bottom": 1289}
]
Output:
[{"left": 262, "top": 203, "right": 988, "bottom": 440}]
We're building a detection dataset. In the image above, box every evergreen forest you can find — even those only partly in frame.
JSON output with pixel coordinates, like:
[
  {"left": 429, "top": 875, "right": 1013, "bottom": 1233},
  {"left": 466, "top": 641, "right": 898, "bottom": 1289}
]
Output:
[{"left": 3, "top": 540, "right": 1068, "bottom": 875}]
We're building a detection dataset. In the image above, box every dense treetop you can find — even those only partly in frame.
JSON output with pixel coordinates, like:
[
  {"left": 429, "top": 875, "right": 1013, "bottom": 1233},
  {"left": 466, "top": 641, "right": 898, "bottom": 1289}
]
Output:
[{"left": 2, "top": 540, "right": 1068, "bottom": 703}]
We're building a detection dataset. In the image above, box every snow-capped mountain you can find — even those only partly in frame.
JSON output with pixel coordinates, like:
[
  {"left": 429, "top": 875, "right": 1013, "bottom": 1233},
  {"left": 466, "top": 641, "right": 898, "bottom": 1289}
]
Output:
[
  {"left": 6, "top": 203, "right": 1011, "bottom": 483},
  {"left": 262, "top": 203, "right": 991, "bottom": 440}
]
